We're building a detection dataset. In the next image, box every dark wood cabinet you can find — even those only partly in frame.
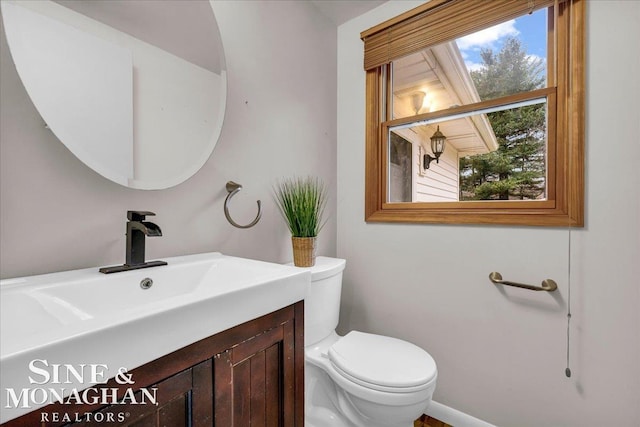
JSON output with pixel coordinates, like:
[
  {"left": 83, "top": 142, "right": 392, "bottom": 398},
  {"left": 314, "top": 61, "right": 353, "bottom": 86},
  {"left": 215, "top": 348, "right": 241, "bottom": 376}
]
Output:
[
  {"left": 68, "top": 361, "right": 212, "bottom": 427},
  {"left": 214, "top": 315, "right": 296, "bottom": 427},
  {"left": 2, "top": 302, "right": 304, "bottom": 427}
]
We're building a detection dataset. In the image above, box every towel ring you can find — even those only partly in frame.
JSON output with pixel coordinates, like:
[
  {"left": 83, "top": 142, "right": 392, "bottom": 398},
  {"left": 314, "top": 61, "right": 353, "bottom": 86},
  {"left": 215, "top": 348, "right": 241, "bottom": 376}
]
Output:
[{"left": 224, "top": 181, "right": 262, "bottom": 229}]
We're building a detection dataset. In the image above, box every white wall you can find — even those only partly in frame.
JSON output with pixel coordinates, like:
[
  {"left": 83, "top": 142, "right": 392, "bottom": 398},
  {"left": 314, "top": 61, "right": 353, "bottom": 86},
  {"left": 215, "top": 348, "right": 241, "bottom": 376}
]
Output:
[
  {"left": 0, "top": 0, "right": 337, "bottom": 278},
  {"left": 415, "top": 145, "right": 458, "bottom": 202},
  {"left": 337, "top": 1, "right": 640, "bottom": 426}
]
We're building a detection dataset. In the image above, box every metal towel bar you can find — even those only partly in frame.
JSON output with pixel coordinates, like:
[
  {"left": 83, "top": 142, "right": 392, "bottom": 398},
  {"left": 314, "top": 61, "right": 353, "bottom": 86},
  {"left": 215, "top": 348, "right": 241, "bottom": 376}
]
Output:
[
  {"left": 224, "top": 181, "right": 262, "bottom": 229},
  {"left": 489, "top": 272, "right": 557, "bottom": 292}
]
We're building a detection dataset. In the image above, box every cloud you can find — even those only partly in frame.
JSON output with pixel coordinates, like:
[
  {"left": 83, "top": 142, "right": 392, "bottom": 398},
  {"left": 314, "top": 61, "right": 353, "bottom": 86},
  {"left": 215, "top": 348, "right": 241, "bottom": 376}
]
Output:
[
  {"left": 456, "top": 20, "right": 519, "bottom": 51},
  {"left": 464, "top": 61, "right": 485, "bottom": 72},
  {"left": 459, "top": 50, "right": 487, "bottom": 72},
  {"left": 463, "top": 49, "right": 545, "bottom": 73},
  {"left": 526, "top": 53, "right": 545, "bottom": 64}
]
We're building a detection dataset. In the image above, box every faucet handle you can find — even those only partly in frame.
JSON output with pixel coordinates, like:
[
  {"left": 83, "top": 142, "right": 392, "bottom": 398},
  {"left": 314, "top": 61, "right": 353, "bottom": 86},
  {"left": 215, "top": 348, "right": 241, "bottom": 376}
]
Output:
[{"left": 127, "top": 211, "right": 156, "bottom": 221}]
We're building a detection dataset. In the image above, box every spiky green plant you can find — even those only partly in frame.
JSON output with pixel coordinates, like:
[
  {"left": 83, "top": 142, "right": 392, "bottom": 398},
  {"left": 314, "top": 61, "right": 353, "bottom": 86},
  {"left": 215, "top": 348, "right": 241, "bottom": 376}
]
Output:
[{"left": 273, "top": 176, "right": 327, "bottom": 237}]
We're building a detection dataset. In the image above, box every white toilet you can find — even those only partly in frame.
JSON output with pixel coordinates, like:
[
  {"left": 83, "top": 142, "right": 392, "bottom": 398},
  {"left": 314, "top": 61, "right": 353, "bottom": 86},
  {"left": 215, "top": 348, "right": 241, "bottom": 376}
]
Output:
[{"left": 303, "top": 257, "right": 437, "bottom": 427}]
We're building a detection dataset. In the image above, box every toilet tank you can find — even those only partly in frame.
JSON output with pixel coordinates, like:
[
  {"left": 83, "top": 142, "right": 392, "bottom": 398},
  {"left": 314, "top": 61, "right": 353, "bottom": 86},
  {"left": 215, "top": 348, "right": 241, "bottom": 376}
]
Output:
[{"left": 305, "top": 257, "right": 346, "bottom": 346}]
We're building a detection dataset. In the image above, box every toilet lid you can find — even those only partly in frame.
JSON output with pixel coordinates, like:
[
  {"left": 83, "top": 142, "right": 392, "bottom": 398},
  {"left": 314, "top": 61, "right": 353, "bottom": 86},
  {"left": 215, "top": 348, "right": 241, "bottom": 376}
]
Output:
[{"left": 328, "top": 331, "right": 437, "bottom": 390}]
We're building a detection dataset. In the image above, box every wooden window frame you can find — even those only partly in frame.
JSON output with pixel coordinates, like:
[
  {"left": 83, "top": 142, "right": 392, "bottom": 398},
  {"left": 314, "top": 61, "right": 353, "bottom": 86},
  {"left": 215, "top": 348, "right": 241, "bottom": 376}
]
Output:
[{"left": 362, "top": 0, "right": 585, "bottom": 227}]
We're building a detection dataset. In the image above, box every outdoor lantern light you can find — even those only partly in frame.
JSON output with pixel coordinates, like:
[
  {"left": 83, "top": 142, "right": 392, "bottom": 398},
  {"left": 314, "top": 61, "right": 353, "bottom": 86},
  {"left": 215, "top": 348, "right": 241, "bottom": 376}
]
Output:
[{"left": 423, "top": 125, "right": 446, "bottom": 170}]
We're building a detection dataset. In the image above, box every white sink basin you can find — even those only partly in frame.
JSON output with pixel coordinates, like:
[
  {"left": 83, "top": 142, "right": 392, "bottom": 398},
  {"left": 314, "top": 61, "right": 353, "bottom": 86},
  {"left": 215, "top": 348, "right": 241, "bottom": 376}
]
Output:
[{"left": 0, "top": 252, "right": 310, "bottom": 423}]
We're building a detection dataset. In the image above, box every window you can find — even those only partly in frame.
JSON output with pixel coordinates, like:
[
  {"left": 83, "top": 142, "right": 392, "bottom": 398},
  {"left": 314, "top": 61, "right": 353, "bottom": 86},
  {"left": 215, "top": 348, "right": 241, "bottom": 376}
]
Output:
[{"left": 362, "top": 0, "right": 584, "bottom": 226}]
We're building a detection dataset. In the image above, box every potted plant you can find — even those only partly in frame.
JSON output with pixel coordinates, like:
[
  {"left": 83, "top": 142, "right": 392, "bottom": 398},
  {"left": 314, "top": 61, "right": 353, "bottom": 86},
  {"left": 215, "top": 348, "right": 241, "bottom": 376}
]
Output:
[{"left": 274, "top": 176, "right": 327, "bottom": 267}]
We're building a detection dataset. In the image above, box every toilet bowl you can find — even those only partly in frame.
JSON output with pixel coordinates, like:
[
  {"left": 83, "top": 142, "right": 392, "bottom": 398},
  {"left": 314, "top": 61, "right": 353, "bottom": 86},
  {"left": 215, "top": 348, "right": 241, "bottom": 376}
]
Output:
[{"left": 301, "top": 257, "right": 437, "bottom": 427}]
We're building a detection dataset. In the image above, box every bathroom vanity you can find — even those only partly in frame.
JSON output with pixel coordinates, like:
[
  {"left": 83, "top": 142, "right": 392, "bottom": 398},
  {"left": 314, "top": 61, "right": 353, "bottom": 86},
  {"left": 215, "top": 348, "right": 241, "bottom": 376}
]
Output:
[
  {"left": 3, "top": 303, "right": 303, "bottom": 427},
  {"left": 0, "top": 253, "right": 308, "bottom": 426}
]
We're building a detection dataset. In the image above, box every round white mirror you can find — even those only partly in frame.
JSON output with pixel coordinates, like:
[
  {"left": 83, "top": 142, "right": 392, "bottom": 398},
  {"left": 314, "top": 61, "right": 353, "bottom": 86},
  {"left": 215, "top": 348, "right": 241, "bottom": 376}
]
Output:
[{"left": 1, "top": 0, "right": 226, "bottom": 189}]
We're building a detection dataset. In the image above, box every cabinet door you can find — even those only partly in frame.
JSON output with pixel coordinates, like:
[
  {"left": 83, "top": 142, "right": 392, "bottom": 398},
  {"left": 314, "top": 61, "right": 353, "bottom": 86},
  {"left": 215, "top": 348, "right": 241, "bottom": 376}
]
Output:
[
  {"left": 214, "top": 320, "right": 295, "bottom": 427},
  {"left": 66, "top": 360, "right": 212, "bottom": 427}
]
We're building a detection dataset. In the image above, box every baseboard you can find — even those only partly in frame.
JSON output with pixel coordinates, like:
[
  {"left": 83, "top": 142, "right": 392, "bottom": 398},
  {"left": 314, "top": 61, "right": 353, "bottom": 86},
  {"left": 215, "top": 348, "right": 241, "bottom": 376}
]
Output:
[{"left": 426, "top": 401, "right": 497, "bottom": 427}]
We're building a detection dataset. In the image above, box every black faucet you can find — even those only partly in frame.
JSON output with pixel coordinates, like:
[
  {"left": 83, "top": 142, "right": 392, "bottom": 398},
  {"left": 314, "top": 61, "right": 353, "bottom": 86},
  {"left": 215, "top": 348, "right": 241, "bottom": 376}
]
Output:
[{"left": 99, "top": 211, "right": 167, "bottom": 274}]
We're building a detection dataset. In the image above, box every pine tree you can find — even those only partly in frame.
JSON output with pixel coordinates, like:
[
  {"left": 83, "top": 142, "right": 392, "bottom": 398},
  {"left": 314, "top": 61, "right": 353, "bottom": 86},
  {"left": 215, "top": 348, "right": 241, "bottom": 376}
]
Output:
[{"left": 459, "top": 37, "right": 547, "bottom": 201}]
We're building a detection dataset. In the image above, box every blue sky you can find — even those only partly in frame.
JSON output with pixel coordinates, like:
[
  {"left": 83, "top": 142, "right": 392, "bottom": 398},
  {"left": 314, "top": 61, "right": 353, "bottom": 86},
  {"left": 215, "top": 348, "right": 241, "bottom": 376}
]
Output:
[{"left": 456, "top": 8, "right": 547, "bottom": 72}]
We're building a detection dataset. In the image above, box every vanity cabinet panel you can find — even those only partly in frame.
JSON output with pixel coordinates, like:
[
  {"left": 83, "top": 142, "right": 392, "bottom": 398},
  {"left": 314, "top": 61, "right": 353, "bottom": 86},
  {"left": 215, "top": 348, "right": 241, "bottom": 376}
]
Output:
[
  {"left": 1, "top": 302, "right": 304, "bottom": 427},
  {"left": 213, "top": 320, "right": 295, "bottom": 427},
  {"left": 69, "top": 363, "right": 211, "bottom": 427}
]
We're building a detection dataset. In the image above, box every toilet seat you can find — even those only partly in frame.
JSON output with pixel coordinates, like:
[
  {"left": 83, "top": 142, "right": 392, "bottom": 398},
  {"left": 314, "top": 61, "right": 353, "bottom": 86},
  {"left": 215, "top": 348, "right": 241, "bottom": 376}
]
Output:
[{"left": 328, "top": 331, "right": 437, "bottom": 394}]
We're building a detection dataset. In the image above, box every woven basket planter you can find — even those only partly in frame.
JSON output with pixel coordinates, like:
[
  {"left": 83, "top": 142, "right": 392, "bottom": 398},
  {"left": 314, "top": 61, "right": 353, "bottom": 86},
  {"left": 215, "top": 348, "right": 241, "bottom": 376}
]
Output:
[{"left": 291, "top": 236, "right": 316, "bottom": 267}]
